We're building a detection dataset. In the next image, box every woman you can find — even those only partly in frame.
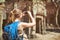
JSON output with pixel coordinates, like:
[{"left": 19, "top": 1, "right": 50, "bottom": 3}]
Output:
[{"left": 4, "top": 8, "right": 35, "bottom": 40}]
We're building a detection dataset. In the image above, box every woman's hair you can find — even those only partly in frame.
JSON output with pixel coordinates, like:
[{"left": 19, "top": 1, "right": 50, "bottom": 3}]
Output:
[{"left": 8, "top": 9, "right": 22, "bottom": 23}]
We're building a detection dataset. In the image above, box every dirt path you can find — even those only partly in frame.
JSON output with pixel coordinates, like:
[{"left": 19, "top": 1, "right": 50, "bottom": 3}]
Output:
[{"left": 29, "top": 32, "right": 60, "bottom": 40}]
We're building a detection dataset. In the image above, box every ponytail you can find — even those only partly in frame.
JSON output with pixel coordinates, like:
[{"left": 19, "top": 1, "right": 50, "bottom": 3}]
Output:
[{"left": 7, "top": 9, "right": 22, "bottom": 23}]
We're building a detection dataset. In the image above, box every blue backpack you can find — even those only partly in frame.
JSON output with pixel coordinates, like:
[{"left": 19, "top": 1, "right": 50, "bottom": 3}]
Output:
[{"left": 4, "top": 21, "right": 23, "bottom": 40}]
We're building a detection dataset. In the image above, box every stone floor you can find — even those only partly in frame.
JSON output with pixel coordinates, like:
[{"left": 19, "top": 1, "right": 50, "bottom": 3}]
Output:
[
  {"left": 0, "top": 31, "right": 60, "bottom": 40},
  {"left": 29, "top": 32, "right": 60, "bottom": 40}
]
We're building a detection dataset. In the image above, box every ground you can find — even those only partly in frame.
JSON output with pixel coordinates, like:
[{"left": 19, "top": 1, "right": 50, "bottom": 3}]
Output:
[{"left": 29, "top": 32, "right": 60, "bottom": 40}]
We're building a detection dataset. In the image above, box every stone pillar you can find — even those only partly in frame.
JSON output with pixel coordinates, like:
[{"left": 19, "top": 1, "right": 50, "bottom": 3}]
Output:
[
  {"left": 0, "top": 0, "right": 5, "bottom": 3},
  {"left": 0, "top": 11, "right": 3, "bottom": 40},
  {"left": 0, "top": 3, "right": 5, "bottom": 40},
  {"left": 14, "top": 2, "right": 18, "bottom": 8},
  {"left": 32, "top": 0, "right": 37, "bottom": 37}
]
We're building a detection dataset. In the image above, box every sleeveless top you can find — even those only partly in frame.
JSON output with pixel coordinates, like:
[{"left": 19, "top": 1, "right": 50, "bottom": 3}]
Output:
[{"left": 4, "top": 21, "right": 23, "bottom": 40}]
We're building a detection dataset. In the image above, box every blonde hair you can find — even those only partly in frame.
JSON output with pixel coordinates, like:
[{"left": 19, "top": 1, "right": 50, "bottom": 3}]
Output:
[{"left": 8, "top": 9, "right": 22, "bottom": 23}]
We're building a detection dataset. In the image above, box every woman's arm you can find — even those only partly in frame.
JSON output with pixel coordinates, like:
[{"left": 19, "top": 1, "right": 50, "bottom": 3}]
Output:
[{"left": 21, "top": 11, "right": 36, "bottom": 28}]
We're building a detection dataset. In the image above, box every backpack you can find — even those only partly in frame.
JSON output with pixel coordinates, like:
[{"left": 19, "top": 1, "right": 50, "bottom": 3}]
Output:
[{"left": 4, "top": 21, "right": 21, "bottom": 40}]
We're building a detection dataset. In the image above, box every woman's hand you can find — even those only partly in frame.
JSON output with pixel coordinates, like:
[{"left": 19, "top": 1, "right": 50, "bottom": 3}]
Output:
[{"left": 27, "top": 11, "right": 31, "bottom": 15}]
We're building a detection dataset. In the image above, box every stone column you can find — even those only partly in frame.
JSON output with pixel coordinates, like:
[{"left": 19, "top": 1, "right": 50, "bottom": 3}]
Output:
[
  {"left": 32, "top": 0, "right": 37, "bottom": 38},
  {"left": 14, "top": 2, "right": 18, "bottom": 8},
  {"left": 0, "top": 11, "right": 3, "bottom": 40},
  {"left": 0, "top": 3, "right": 5, "bottom": 40},
  {"left": 0, "top": 0, "right": 5, "bottom": 3}
]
